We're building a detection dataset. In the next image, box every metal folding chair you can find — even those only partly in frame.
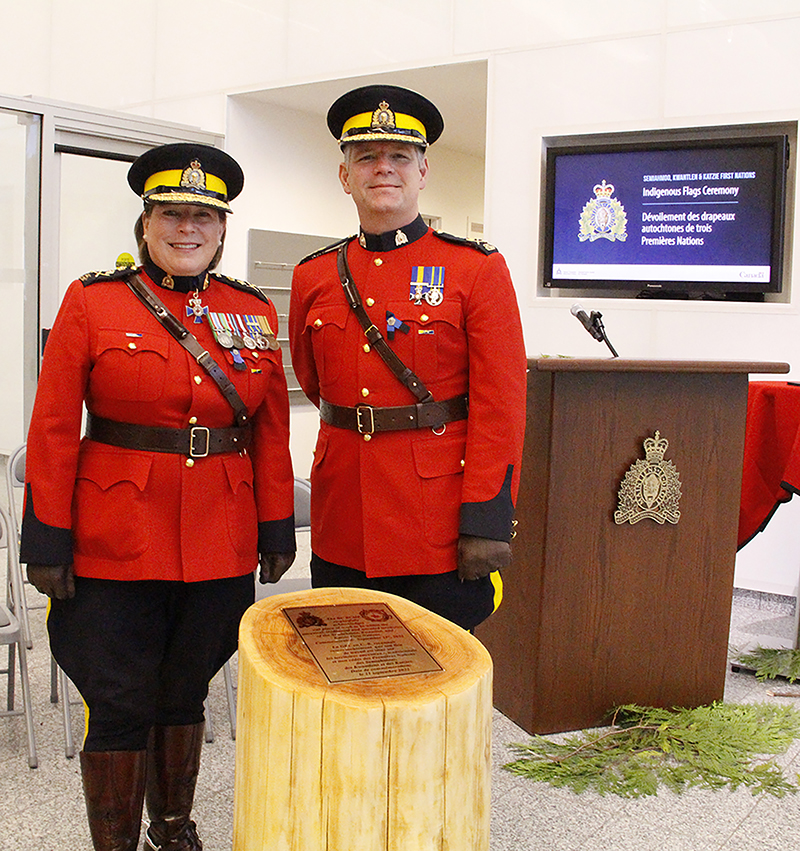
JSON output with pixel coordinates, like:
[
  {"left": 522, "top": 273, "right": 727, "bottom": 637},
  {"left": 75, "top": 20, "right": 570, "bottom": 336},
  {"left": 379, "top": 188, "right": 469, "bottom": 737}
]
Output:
[
  {"left": 0, "top": 504, "right": 37, "bottom": 767},
  {"left": 6, "top": 443, "right": 76, "bottom": 758},
  {"left": 293, "top": 476, "right": 311, "bottom": 534},
  {"left": 5, "top": 443, "right": 31, "bottom": 647}
]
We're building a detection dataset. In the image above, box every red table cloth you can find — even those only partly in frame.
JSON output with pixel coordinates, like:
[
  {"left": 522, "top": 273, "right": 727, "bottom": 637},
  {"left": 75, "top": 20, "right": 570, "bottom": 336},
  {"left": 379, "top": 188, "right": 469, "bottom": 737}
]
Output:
[{"left": 739, "top": 381, "right": 800, "bottom": 548}]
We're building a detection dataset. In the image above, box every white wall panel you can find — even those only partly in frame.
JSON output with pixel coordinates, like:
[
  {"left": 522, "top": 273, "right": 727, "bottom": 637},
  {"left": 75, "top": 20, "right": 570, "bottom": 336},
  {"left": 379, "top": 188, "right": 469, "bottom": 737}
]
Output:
[
  {"left": 667, "top": 0, "right": 800, "bottom": 28},
  {"left": 735, "top": 499, "right": 800, "bottom": 598},
  {"left": 151, "top": 93, "right": 228, "bottom": 135},
  {"left": 49, "top": 0, "right": 158, "bottom": 108},
  {"left": 284, "top": 0, "right": 454, "bottom": 80},
  {"left": 504, "top": 37, "right": 664, "bottom": 130},
  {"left": 454, "top": 0, "right": 664, "bottom": 54},
  {"left": 0, "top": 0, "right": 51, "bottom": 99},
  {"left": 663, "top": 18, "right": 800, "bottom": 117},
  {"left": 153, "top": 0, "right": 287, "bottom": 101}
]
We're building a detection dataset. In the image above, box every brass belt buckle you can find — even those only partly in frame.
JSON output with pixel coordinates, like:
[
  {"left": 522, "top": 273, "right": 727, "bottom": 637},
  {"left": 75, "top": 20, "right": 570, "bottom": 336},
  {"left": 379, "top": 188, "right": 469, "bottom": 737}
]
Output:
[
  {"left": 356, "top": 406, "right": 375, "bottom": 435},
  {"left": 189, "top": 426, "right": 211, "bottom": 458}
]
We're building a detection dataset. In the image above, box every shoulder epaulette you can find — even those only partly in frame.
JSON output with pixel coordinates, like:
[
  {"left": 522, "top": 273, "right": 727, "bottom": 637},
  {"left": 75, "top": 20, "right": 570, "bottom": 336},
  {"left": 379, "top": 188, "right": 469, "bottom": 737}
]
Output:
[
  {"left": 210, "top": 272, "right": 271, "bottom": 305},
  {"left": 432, "top": 231, "right": 499, "bottom": 255},
  {"left": 297, "top": 235, "right": 355, "bottom": 266},
  {"left": 80, "top": 267, "right": 139, "bottom": 286}
]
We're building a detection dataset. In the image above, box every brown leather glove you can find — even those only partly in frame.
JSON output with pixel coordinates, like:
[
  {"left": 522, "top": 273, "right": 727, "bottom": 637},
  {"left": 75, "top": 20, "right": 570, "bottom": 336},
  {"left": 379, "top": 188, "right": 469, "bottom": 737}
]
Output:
[
  {"left": 26, "top": 563, "right": 76, "bottom": 600},
  {"left": 457, "top": 535, "right": 511, "bottom": 582},
  {"left": 258, "top": 551, "right": 296, "bottom": 584}
]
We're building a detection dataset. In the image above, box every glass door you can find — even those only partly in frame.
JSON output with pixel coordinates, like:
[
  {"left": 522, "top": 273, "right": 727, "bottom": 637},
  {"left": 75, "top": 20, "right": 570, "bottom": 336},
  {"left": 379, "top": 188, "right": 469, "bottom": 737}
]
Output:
[
  {"left": 58, "top": 153, "right": 142, "bottom": 302},
  {"left": 0, "top": 93, "right": 224, "bottom": 450},
  {"left": 0, "top": 108, "right": 39, "bottom": 454}
]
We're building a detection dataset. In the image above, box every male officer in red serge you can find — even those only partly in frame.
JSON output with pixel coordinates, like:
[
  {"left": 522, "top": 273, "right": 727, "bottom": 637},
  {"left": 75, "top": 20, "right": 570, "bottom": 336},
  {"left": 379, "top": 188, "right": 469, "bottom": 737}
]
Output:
[{"left": 289, "top": 85, "right": 527, "bottom": 630}]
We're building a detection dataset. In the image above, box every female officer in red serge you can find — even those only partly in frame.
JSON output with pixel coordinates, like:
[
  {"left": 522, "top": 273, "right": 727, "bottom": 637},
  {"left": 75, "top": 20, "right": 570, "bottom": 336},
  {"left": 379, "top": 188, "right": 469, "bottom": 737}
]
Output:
[
  {"left": 289, "top": 85, "right": 527, "bottom": 631},
  {"left": 20, "top": 143, "right": 295, "bottom": 851}
]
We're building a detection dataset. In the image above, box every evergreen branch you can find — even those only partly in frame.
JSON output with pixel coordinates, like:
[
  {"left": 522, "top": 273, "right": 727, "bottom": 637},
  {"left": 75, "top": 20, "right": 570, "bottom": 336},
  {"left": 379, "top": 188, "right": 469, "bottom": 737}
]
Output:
[
  {"left": 734, "top": 647, "right": 800, "bottom": 683},
  {"left": 504, "top": 703, "right": 800, "bottom": 798},
  {"left": 542, "top": 723, "right": 662, "bottom": 764}
]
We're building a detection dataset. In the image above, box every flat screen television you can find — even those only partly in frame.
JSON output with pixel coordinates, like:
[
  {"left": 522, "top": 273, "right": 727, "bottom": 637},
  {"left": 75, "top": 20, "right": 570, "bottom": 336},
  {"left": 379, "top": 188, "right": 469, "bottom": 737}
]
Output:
[{"left": 541, "top": 124, "right": 792, "bottom": 299}]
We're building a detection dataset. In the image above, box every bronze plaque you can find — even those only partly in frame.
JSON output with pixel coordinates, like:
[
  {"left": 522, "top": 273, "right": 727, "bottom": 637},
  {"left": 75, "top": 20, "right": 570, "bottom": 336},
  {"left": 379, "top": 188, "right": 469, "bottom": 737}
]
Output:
[{"left": 282, "top": 602, "right": 443, "bottom": 684}]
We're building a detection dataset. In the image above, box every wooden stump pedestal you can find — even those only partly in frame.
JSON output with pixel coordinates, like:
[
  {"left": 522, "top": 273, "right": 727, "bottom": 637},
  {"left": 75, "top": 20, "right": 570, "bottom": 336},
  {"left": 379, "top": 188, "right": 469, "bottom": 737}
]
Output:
[{"left": 233, "top": 587, "right": 492, "bottom": 851}]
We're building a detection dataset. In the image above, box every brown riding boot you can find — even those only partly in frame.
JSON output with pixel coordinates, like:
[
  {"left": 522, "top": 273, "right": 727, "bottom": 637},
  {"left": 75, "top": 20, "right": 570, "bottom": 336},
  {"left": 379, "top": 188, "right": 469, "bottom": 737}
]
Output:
[
  {"left": 144, "top": 722, "right": 205, "bottom": 851},
  {"left": 79, "top": 749, "right": 147, "bottom": 851}
]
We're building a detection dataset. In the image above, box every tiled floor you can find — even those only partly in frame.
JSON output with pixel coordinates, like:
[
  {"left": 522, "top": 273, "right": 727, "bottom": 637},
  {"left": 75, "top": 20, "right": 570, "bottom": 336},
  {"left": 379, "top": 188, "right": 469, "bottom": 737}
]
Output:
[{"left": 2, "top": 480, "right": 800, "bottom": 850}]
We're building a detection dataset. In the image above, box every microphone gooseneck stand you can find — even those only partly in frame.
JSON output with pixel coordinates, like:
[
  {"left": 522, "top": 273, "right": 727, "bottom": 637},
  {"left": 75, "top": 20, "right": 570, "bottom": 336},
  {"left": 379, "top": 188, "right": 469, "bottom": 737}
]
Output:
[{"left": 589, "top": 310, "right": 619, "bottom": 358}]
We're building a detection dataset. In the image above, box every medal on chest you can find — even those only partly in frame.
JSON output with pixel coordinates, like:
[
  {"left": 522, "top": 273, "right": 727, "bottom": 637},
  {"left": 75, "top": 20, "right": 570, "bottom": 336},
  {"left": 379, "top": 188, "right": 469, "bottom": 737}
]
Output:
[
  {"left": 246, "top": 314, "right": 281, "bottom": 351},
  {"left": 186, "top": 291, "right": 209, "bottom": 323},
  {"left": 409, "top": 266, "right": 445, "bottom": 306},
  {"left": 207, "top": 312, "right": 245, "bottom": 370},
  {"left": 208, "top": 311, "right": 281, "bottom": 356}
]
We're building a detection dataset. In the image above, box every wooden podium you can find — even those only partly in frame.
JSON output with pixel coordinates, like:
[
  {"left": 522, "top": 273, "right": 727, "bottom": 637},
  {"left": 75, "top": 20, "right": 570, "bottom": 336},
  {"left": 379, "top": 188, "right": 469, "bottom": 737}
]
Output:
[{"left": 477, "top": 358, "right": 789, "bottom": 735}]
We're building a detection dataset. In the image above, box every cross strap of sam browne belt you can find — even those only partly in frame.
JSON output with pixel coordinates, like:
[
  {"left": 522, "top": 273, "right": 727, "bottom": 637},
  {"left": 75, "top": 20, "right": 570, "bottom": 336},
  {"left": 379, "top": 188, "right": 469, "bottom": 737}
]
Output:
[
  {"left": 337, "top": 241, "right": 433, "bottom": 404},
  {"left": 334, "top": 241, "right": 468, "bottom": 433},
  {"left": 125, "top": 273, "right": 250, "bottom": 426}
]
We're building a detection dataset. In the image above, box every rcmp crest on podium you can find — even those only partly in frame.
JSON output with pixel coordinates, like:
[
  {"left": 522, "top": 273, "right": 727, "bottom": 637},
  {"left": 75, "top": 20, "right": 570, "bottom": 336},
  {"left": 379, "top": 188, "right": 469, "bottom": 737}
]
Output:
[
  {"left": 578, "top": 179, "right": 627, "bottom": 243},
  {"left": 614, "top": 431, "right": 682, "bottom": 525}
]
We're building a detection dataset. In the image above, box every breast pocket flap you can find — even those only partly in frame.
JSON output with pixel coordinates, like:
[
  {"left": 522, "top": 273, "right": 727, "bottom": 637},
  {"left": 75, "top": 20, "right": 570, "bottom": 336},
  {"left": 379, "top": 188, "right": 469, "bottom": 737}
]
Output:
[
  {"left": 77, "top": 451, "right": 153, "bottom": 492},
  {"left": 388, "top": 300, "right": 462, "bottom": 329},
  {"left": 412, "top": 435, "right": 466, "bottom": 479},
  {"left": 305, "top": 304, "right": 348, "bottom": 332},
  {"left": 222, "top": 453, "right": 254, "bottom": 493},
  {"left": 97, "top": 329, "right": 169, "bottom": 359}
]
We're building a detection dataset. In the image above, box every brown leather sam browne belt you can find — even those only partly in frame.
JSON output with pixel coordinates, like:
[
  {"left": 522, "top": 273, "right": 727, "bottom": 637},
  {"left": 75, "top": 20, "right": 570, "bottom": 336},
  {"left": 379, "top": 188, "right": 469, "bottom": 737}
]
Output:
[
  {"left": 86, "top": 413, "right": 252, "bottom": 458},
  {"left": 319, "top": 394, "right": 468, "bottom": 435}
]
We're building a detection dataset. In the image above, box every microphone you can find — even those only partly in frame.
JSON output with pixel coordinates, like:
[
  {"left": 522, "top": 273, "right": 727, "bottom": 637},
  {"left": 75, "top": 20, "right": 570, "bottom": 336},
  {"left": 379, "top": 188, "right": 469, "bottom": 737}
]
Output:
[
  {"left": 570, "top": 303, "right": 604, "bottom": 342},
  {"left": 570, "top": 303, "right": 620, "bottom": 357}
]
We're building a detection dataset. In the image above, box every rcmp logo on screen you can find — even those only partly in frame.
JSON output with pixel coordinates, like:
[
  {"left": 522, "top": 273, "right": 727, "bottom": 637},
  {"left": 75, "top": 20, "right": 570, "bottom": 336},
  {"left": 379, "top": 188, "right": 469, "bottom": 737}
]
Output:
[{"left": 578, "top": 179, "right": 627, "bottom": 243}]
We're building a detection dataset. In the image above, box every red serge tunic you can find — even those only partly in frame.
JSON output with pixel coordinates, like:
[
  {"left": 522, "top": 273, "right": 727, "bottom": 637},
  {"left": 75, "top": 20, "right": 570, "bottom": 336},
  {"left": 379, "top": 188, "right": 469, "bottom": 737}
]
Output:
[
  {"left": 20, "top": 268, "right": 295, "bottom": 582},
  {"left": 289, "top": 219, "right": 527, "bottom": 578}
]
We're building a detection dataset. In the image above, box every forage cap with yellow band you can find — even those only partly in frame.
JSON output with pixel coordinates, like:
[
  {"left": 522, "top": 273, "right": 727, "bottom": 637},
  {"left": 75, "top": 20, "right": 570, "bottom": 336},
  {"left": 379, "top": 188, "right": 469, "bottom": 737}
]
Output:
[
  {"left": 327, "top": 84, "right": 444, "bottom": 150},
  {"left": 127, "top": 142, "right": 244, "bottom": 213}
]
